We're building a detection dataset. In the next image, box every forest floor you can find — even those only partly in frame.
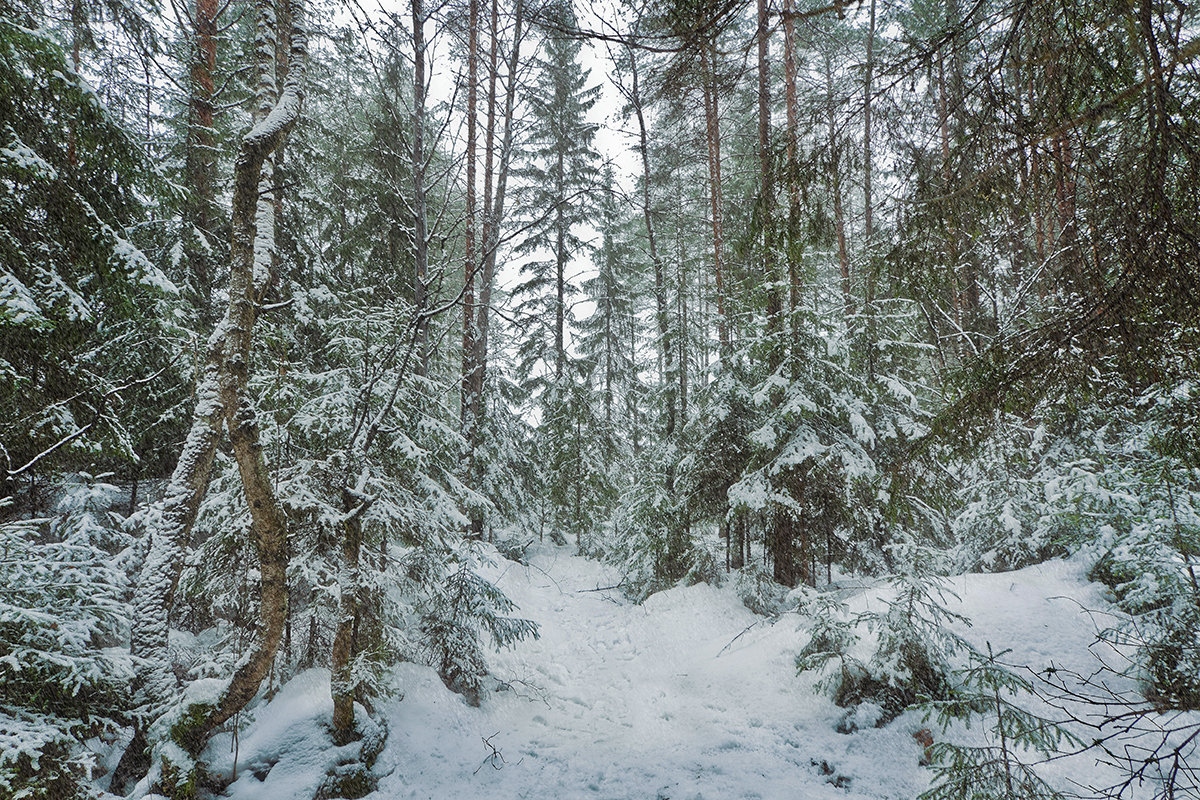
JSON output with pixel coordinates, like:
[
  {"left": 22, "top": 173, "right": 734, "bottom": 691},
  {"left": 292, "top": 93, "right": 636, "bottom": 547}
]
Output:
[{"left": 203, "top": 544, "right": 1135, "bottom": 799}]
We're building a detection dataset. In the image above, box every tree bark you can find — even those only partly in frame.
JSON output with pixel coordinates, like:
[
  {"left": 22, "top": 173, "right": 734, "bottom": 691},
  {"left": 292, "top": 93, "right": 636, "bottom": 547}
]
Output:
[
  {"left": 197, "top": 0, "right": 306, "bottom": 741},
  {"left": 331, "top": 487, "right": 367, "bottom": 743},
  {"left": 461, "top": 0, "right": 479, "bottom": 433},
  {"left": 626, "top": 48, "right": 675, "bottom": 438},
  {"left": 783, "top": 0, "right": 801, "bottom": 375},
  {"left": 473, "top": 0, "right": 525, "bottom": 444},
  {"left": 825, "top": 53, "right": 852, "bottom": 324},
  {"left": 128, "top": 0, "right": 307, "bottom": 763}
]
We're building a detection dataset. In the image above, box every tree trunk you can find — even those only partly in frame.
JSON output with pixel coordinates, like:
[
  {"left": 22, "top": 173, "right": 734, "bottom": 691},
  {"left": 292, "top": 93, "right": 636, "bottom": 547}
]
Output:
[
  {"left": 701, "top": 43, "right": 728, "bottom": 357},
  {"left": 461, "top": 0, "right": 479, "bottom": 433},
  {"left": 197, "top": 0, "right": 306, "bottom": 741},
  {"left": 412, "top": 0, "right": 429, "bottom": 376},
  {"left": 627, "top": 48, "right": 675, "bottom": 439},
  {"left": 471, "top": 0, "right": 525, "bottom": 502},
  {"left": 554, "top": 153, "right": 566, "bottom": 380},
  {"left": 783, "top": 0, "right": 802, "bottom": 375},
  {"left": 127, "top": 1, "right": 306, "bottom": 768},
  {"left": 825, "top": 53, "right": 852, "bottom": 324},
  {"left": 863, "top": 0, "right": 878, "bottom": 373},
  {"left": 758, "top": 0, "right": 780, "bottom": 371},
  {"left": 331, "top": 489, "right": 366, "bottom": 743}
]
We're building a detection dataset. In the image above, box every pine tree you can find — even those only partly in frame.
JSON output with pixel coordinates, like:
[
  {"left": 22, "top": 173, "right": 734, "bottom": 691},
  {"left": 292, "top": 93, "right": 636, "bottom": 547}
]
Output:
[{"left": 513, "top": 14, "right": 599, "bottom": 387}]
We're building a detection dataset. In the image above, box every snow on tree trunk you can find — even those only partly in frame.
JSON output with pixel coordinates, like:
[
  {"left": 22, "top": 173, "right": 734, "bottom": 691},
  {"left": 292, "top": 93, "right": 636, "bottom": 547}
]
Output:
[{"left": 126, "top": 0, "right": 307, "bottom": 772}]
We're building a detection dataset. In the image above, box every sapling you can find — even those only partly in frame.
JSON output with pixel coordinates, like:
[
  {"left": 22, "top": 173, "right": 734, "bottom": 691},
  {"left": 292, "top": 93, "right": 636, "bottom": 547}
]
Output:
[{"left": 920, "top": 643, "right": 1080, "bottom": 800}]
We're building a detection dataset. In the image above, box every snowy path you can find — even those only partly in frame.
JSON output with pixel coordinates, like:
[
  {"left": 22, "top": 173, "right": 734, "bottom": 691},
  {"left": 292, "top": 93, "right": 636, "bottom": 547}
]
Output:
[
  {"left": 210, "top": 545, "right": 1117, "bottom": 800},
  {"left": 373, "top": 546, "right": 927, "bottom": 800}
]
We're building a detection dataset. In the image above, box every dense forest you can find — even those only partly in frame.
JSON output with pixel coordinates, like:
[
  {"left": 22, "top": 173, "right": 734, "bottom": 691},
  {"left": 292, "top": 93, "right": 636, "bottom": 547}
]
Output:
[{"left": 1, "top": 0, "right": 1198, "bottom": 795}]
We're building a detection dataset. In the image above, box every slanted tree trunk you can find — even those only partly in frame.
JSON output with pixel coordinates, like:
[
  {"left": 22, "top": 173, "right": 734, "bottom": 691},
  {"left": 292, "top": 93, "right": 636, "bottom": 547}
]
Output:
[
  {"left": 194, "top": 0, "right": 306, "bottom": 742},
  {"left": 619, "top": 45, "right": 675, "bottom": 441}
]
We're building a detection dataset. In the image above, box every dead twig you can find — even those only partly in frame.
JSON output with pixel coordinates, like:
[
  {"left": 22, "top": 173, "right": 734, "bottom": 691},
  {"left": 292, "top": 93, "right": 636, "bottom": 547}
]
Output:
[{"left": 473, "top": 731, "right": 523, "bottom": 775}]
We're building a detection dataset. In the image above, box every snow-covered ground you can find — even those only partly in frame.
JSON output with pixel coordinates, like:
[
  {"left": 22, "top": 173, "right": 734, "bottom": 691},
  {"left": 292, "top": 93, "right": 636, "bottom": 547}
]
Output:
[{"left": 204, "top": 545, "right": 1148, "bottom": 799}]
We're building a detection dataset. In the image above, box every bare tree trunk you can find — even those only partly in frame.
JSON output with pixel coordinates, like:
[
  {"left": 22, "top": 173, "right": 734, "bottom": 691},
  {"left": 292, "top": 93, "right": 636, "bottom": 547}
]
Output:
[
  {"left": 412, "top": 0, "right": 429, "bottom": 376},
  {"left": 783, "top": 0, "right": 802, "bottom": 375},
  {"left": 554, "top": 153, "right": 566, "bottom": 380},
  {"left": 461, "top": 0, "right": 479, "bottom": 433},
  {"left": 625, "top": 49, "right": 676, "bottom": 439},
  {"left": 190, "top": 0, "right": 220, "bottom": 325},
  {"left": 937, "top": 53, "right": 962, "bottom": 353},
  {"left": 331, "top": 487, "right": 367, "bottom": 742},
  {"left": 863, "top": 0, "right": 875, "bottom": 247},
  {"left": 863, "top": 0, "right": 878, "bottom": 373},
  {"left": 473, "top": 0, "right": 525, "bottom": 437},
  {"left": 701, "top": 43, "right": 728, "bottom": 357},
  {"left": 825, "top": 53, "right": 852, "bottom": 324},
  {"left": 758, "top": 0, "right": 780, "bottom": 371}
]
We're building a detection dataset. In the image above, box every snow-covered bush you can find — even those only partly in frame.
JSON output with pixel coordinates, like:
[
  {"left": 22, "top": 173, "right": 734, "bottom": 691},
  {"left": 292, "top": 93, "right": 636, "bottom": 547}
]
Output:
[
  {"left": 0, "top": 477, "right": 135, "bottom": 799},
  {"left": 607, "top": 445, "right": 697, "bottom": 601},
  {"left": 799, "top": 548, "right": 971, "bottom": 721},
  {"left": 735, "top": 560, "right": 785, "bottom": 615},
  {"left": 950, "top": 413, "right": 1075, "bottom": 572}
]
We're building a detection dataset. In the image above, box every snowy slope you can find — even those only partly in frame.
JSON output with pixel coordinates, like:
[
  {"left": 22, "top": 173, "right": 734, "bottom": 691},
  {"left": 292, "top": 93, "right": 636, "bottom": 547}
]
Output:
[{"left": 207, "top": 546, "right": 1141, "bottom": 800}]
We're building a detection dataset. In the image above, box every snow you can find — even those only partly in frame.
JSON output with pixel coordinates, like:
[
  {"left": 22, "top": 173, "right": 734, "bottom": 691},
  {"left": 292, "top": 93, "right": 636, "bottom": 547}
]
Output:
[
  {"left": 205, "top": 671, "right": 363, "bottom": 798},
  {"left": 203, "top": 546, "right": 1174, "bottom": 800}
]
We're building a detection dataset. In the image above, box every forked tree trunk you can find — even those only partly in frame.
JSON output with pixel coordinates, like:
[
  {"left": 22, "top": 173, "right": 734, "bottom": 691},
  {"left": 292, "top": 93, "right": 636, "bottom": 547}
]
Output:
[
  {"left": 126, "top": 0, "right": 307, "bottom": 763},
  {"left": 472, "top": 0, "right": 525, "bottom": 446},
  {"left": 626, "top": 46, "right": 676, "bottom": 439},
  {"left": 194, "top": 0, "right": 307, "bottom": 743}
]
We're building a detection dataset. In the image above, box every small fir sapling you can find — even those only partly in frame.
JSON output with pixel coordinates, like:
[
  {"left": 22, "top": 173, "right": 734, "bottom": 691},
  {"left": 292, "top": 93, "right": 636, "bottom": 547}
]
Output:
[
  {"left": 919, "top": 644, "right": 1081, "bottom": 800},
  {"left": 798, "top": 546, "right": 973, "bottom": 722},
  {"left": 415, "top": 551, "right": 539, "bottom": 706}
]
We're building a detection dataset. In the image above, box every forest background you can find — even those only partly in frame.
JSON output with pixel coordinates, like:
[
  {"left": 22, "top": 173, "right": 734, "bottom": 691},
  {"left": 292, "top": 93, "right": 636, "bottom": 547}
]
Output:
[{"left": 1, "top": 0, "right": 1198, "bottom": 795}]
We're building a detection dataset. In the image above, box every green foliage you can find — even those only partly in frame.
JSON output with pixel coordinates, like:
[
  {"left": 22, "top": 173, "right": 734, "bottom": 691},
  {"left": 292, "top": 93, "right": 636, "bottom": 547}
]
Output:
[
  {"left": 606, "top": 444, "right": 699, "bottom": 601},
  {"left": 0, "top": 14, "right": 178, "bottom": 497},
  {"left": 415, "top": 552, "right": 539, "bottom": 706}
]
